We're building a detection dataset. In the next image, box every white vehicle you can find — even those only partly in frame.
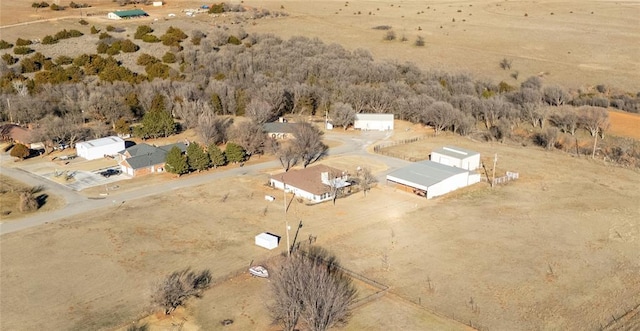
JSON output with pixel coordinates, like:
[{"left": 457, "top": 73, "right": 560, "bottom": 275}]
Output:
[{"left": 249, "top": 265, "right": 269, "bottom": 278}]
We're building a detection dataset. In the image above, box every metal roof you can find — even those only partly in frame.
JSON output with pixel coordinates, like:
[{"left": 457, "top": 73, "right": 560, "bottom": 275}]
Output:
[
  {"left": 112, "top": 9, "right": 148, "bottom": 17},
  {"left": 431, "top": 146, "right": 479, "bottom": 160},
  {"left": 262, "top": 122, "right": 298, "bottom": 134},
  {"left": 386, "top": 160, "right": 469, "bottom": 188},
  {"left": 355, "top": 113, "right": 394, "bottom": 122},
  {"left": 76, "top": 136, "right": 124, "bottom": 148}
]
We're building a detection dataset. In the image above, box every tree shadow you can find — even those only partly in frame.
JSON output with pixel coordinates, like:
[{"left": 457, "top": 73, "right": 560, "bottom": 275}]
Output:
[{"left": 36, "top": 193, "right": 48, "bottom": 208}]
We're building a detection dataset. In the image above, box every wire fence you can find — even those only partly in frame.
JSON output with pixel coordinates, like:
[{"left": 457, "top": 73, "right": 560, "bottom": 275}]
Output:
[
  {"left": 373, "top": 136, "right": 431, "bottom": 162},
  {"left": 599, "top": 302, "right": 640, "bottom": 330}
]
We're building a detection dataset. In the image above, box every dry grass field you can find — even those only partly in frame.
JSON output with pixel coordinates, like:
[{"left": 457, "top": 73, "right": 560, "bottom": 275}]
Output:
[
  {"left": 0, "top": 174, "right": 64, "bottom": 220},
  {"left": 1, "top": 1, "right": 639, "bottom": 330},
  {"left": 1, "top": 131, "right": 639, "bottom": 330},
  {"left": 1, "top": 0, "right": 638, "bottom": 91}
]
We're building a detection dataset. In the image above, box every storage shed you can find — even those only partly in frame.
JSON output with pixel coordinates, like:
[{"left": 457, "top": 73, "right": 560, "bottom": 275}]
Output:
[
  {"left": 353, "top": 113, "right": 394, "bottom": 131},
  {"left": 430, "top": 146, "right": 481, "bottom": 171},
  {"left": 386, "top": 160, "right": 480, "bottom": 199},
  {"left": 76, "top": 136, "right": 125, "bottom": 160},
  {"left": 255, "top": 233, "right": 279, "bottom": 250}
]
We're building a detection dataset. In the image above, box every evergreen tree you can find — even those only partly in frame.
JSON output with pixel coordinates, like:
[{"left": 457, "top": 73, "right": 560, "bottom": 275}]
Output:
[
  {"left": 224, "top": 142, "right": 245, "bottom": 163},
  {"left": 208, "top": 143, "right": 226, "bottom": 167},
  {"left": 140, "top": 94, "right": 176, "bottom": 138},
  {"left": 186, "top": 142, "right": 210, "bottom": 171},
  {"left": 10, "top": 143, "right": 30, "bottom": 159},
  {"left": 165, "top": 146, "right": 187, "bottom": 175}
]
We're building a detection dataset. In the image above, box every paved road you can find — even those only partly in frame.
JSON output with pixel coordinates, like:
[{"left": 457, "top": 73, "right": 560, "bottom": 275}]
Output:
[{"left": 0, "top": 132, "right": 410, "bottom": 235}]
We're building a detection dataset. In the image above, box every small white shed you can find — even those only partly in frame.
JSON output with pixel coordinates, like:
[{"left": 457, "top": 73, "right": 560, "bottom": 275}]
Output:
[
  {"left": 255, "top": 233, "right": 279, "bottom": 250},
  {"left": 76, "top": 136, "right": 125, "bottom": 160},
  {"left": 353, "top": 113, "right": 394, "bottom": 131},
  {"left": 431, "top": 146, "right": 481, "bottom": 171}
]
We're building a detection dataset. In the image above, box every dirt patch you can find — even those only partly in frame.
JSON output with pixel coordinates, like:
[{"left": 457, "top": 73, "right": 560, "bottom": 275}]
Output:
[{"left": 609, "top": 110, "right": 640, "bottom": 140}]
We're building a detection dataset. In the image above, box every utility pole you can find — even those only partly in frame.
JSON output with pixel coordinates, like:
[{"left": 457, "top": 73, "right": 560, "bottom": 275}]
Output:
[
  {"left": 283, "top": 183, "right": 290, "bottom": 257},
  {"left": 491, "top": 153, "right": 497, "bottom": 188}
]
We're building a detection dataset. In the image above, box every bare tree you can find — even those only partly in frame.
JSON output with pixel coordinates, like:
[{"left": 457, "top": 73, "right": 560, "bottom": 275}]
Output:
[
  {"left": 549, "top": 106, "right": 579, "bottom": 135},
  {"left": 228, "top": 120, "right": 266, "bottom": 156},
  {"left": 245, "top": 98, "right": 274, "bottom": 124},
  {"left": 151, "top": 268, "right": 211, "bottom": 315},
  {"left": 422, "top": 101, "right": 458, "bottom": 135},
  {"left": 268, "top": 138, "right": 298, "bottom": 171},
  {"left": 357, "top": 167, "right": 376, "bottom": 196},
  {"left": 269, "top": 247, "right": 357, "bottom": 331},
  {"left": 330, "top": 102, "right": 355, "bottom": 130},
  {"left": 197, "top": 112, "right": 231, "bottom": 145},
  {"left": 291, "top": 122, "right": 328, "bottom": 167},
  {"left": 543, "top": 85, "right": 570, "bottom": 106},
  {"left": 499, "top": 58, "right": 512, "bottom": 70},
  {"left": 579, "top": 106, "right": 610, "bottom": 159}
]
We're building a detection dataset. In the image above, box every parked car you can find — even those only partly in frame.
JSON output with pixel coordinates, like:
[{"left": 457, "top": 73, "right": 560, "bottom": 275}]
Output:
[{"left": 100, "top": 169, "right": 121, "bottom": 178}]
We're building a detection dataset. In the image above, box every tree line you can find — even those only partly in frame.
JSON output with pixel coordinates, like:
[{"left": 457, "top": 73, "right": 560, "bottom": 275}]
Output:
[{"left": 0, "top": 23, "right": 638, "bottom": 166}]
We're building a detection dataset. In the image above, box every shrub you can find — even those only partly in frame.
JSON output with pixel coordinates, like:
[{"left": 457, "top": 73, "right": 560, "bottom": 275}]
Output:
[
  {"left": 70, "top": 2, "right": 90, "bottom": 8},
  {"left": 96, "top": 42, "right": 109, "bottom": 54},
  {"left": 227, "top": 35, "right": 241, "bottom": 45},
  {"left": 98, "top": 32, "right": 112, "bottom": 40},
  {"left": 68, "top": 29, "right": 83, "bottom": 38},
  {"left": 134, "top": 25, "right": 153, "bottom": 39},
  {"left": 151, "top": 268, "right": 211, "bottom": 315},
  {"left": 106, "top": 25, "right": 116, "bottom": 32},
  {"left": 90, "top": 26, "right": 99, "bottom": 34},
  {"left": 2, "top": 54, "right": 17, "bottom": 65},
  {"left": 145, "top": 62, "right": 171, "bottom": 80},
  {"left": 141, "top": 34, "right": 160, "bottom": 43},
  {"left": 32, "top": 2, "right": 49, "bottom": 8},
  {"left": 384, "top": 30, "right": 396, "bottom": 41},
  {"left": 55, "top": 55, "right": 73, "bottom": 65},
  {"left": 41, "top": 35, "right": 58, "bottom": 44},
  {"left": 15, "top": 38, "right": 32, "bottom": 46},
  {"left": 414, "top": 36, "right": 425, "bottom": 46},
  {"left": 498, "top": 81, "right": 515, "bottom": 93},
  {"left": 14, "top": 47, "right": 34, "bottom": 55},
  {"left": 208, "top": 3, "right": 225, "bottom": 14},
  {"left": 10, "top": 143, "right": 30, "bottom": 159},
  {"left": 162, "top": 52, "right": 176, "bottom": 63},
  {"left": 120, "top": 39, "right": 139, "bottom": 53},
  {"left": 0, "top": 40, "right": 13, "bottom": 49},
  {"left": 137, "top": 53, "right": 159, "bottom": 66},
  {"left": 50, "top": 3, "right": 62, "bottom": 10},
  {"left": 499, "top": 57, "right": 512, "bottom": 70},
  {"left": 78, "top": 19, "right": 89, "bottom": 25}
]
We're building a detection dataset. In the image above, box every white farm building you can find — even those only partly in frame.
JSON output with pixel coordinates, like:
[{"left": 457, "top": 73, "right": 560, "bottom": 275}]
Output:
[
  {"left": 353, "top": 113, "right": 394, "bottom": 131},
  {"left": 76, "top": 136, "right": 125, "bottom": 160},
  {"left": 386, "top": 160, "right": 480, "bottom": 199},
  {"left": 107, "top": 9, "right": 149, "bottom": 20},
  {"left": 431, "top": 146, "right": 481, "bottom": 171}
]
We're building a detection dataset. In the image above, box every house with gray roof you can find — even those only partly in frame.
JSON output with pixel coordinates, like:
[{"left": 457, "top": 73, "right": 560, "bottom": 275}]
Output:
[
  {"left": 118, "top": 142, "right": 187, "bottom": 177},
  {"left": 263, "top": 122, "right": 300, "bottom": 139},
  {"left": 386, "top": 160, "right": 480, "bottom": 199}
]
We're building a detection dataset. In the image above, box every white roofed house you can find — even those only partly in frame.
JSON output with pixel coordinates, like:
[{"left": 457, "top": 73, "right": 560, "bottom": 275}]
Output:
[
  {"left": 430, "top": 146, "right": 481, "bottom": 171},
  {"left": 353, "top": 113, "right": 394, "bottom": 131},
  {"left": 269, "top": 165, "right": 351, "bottom": 203},
  {"left": 75, "top": 136, "right": 125, "bottom": 160}
]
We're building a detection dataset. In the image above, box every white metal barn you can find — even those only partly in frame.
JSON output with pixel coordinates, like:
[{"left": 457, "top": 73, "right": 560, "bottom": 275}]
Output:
[
  {"left": 430, "top": 146, "right": 481, "bottom": 171},
  {"left": 76, "top": 136, "right": 125, "bottom": 160},
  {"left": 255, "top": 233, "right": 279, "bottom": 250},
  {"left": 386, "top": 160, "right": 480, "bottom": 199},
  {"left": 353, "top": 113, "right": 394, "bottom": 131}
]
